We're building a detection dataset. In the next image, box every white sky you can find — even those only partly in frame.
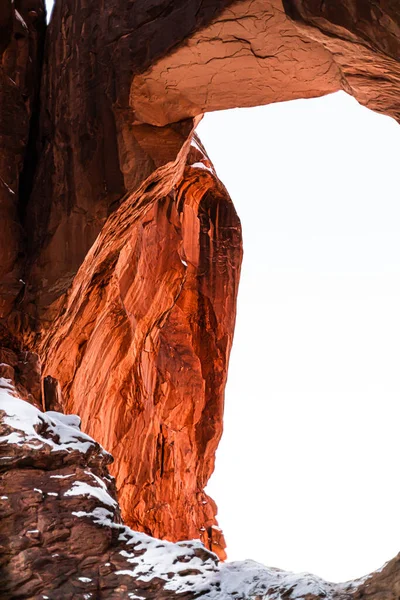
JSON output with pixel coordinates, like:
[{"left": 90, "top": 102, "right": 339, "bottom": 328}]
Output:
[
  {"left": 198, "top": 91, "right": 400, "bottom": 583},
  {"left": 45, "top": 0, "right": 54, "bottom": 19}
]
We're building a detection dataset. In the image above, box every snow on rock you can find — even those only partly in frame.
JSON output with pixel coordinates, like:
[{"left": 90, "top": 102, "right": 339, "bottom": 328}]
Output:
[
  {"left": 70, "top": 496, "right": 373, "bottom": 599},
  {"left": 189, "top": 135, "right": 215, "bottom": 174},
  {"left": 65, "top": 480, "right": 117, "bottom": 507},
  {"left": 0, "top": 176, "right": 16, "bottom": 196},
  {"left": 45, "top": 411, "right": 81, "bottom": 429},
  {"left": 191, "top": 137, "right": 203, "bottom": 153},
  {"left": 191, "top": 161, "right": 213, "bottom": 172},
  {"left": 210, "top": 562, "right": 339, "bottom": 599},
  {"left": 0, "top": 373, "right": 393, "bottom": 599},
  {"left": 0, "top": 383, "right": 109, "bottom": 458}
]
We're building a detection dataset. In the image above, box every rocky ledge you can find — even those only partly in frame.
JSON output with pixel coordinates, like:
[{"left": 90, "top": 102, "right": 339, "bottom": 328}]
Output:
[{"left": 2, "top": 370, "right": 400, "bottom": 600}]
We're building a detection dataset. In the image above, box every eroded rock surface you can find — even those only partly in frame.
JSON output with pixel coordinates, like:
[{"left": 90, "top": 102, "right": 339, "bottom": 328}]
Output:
[
  {"left": 37, "top": 137, "right": 241, "bottom": 558},
  {"left": 0, "top": 0, "right": 45, "bottom": 316},
  {"left": 1, "top": 0, "right": 400, "bottom": 588},
  {"left": 131, "top": 0, "right": 400, "bottom": 125},
  {"left": 2, "top": 381, "right": 400, "bottom": 600},
  {"left": 23, "top": 0, "right": 236, "bottom": 313}
]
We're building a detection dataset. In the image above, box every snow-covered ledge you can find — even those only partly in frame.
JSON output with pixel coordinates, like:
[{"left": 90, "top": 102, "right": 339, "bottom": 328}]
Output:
[{"left": 0, "top": 380, "right": 398, "bottom": 599}]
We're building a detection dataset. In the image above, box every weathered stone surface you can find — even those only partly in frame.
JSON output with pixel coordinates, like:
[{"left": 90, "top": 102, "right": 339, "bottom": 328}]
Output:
[
  {"left": 282, "top": 0, "right": 400, "bottom": 121},
  {"left": 2, "top": 381, "right": 400, "bottom": 600},
  {"left": 38, "top": 137, "right": 242, "bottom": 558},
  {"left": 131, "top": 0, "right": 400, "bottom": 126},
  {"left": 2, "top": 0, "right": 400, "bottom": 588},
  {"left": 0, "top": 346, "right": 42, "bottom": 408},
  {"left": 0, "top": 0, "right": 45, "bottom": 316},
  {"left": 23, "top": 0, "right": 236, "bottom": 314},
  {"left": 131, "top": 0, "right": 342, "bottom": 126}
]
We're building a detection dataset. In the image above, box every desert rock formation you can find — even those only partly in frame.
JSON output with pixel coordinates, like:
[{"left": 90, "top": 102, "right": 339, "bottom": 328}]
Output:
[
  {"left": 0, "top": 0, "right": 45, "bottom": 316},
  {"left": 1, "top": 0, "right": 400, "bottom": 595},
  {"left": 3, "top": 375, "right": 400, "bottom": 599}
]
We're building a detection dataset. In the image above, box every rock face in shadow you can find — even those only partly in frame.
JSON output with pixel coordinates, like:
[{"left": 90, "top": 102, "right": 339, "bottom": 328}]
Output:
[
  {"left": 0, "top": 0, "right": 45, "bottom": 316},
  {"left": 1, "top": 0, "right": 400, "bottom": 585},
  {"left": 23, "top": 0, "right": 236, "bottom": 314}
]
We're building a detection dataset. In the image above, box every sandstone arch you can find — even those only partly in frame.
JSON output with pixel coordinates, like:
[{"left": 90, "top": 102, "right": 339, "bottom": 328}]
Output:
[{"left": 1, "top": 0, "right": 400, "bottom": 594}]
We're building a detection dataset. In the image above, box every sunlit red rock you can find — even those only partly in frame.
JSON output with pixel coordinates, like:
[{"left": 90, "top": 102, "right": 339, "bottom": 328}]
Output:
[
  {"left": 1, "top": 0, "right": 400, "bottom": 588},
  {"left": 38, "top": 138, "right": 242, "bottom": 558}
]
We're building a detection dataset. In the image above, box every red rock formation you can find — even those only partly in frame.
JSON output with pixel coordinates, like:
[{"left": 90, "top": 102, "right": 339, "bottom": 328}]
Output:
[
  {"left": 23, "top": 0, "right": 236, "bottom": 314},
  {"left": 0, "top": 0, "right": 45, "bottom": 316},
  {"left": 3, "top": 379, "right": 400, "bottom": 599},
  {"left": 37, "top": 138, "right": 242, "bottom": 557},
  {"left": 1, "top": 374, "right": 220, "bottom": 599},
  {"left": 131, "top": 0, "right": 400, "bottom": 126},
  {"left": 1, "top": 0, "right": 400, "bottom": 582},
  {"left": 0, "top": 381, "right": 306, "bottom": 598}
]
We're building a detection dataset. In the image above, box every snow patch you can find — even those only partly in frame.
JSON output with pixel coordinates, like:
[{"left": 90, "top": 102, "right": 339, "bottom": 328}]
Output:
[
  {"left": 191, "top": 137, "right": 202, "bottom": 152},
  {"left": 72, "top": 507, "right": 114, "bottom": 526},
  {"left": 46, "top": 412, "right": 81, "bottom": 430},
  {"left": 191, "top": 161, "right": 212, "bottom": 173},
  {"left": 65, "top": 480, "right": 116, "bottom": 508},
  {"left": 0, "top": 389, "right": 108, "bottom": 457}
]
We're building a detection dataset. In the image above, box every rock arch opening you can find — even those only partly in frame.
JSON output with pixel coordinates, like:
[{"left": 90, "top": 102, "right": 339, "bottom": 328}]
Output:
[
  {"left": 198, "top": 91, "right": 400, "bottom": 582},
  {"left": 3, "top": 0, "right": 400, "bottom": 595}
]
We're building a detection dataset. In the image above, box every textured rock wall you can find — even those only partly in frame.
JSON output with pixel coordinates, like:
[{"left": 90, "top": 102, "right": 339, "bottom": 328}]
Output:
[
  {"left": 130, "top": 0, "right": 343, "bottom": 126},
  {"left": 131, "top": 0, "right": 400, "bottom": 125},
  {"left": 282, "top": 0, "right": 400, "bottom": 121},
  {"left": 0, "top": 0, "right": 45, "bottom": 316},
  {"left": 22, "top": 0, "right": 236, "bottom": 314},
  {"left": 8, "top": 0, "right": 242, "bottom": 554},
  {"left": 38, "top": 139, "right": 241, "bottom": 557},
  {"left": 4, "top": 383, "right": 400, "bottom": 600},
  {"left": 1, "top": 0, "right": 400, "bottom": 575}
]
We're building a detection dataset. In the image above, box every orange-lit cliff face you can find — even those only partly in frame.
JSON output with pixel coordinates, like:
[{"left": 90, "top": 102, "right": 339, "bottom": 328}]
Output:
[
  {"left": 1, "top": 0, "right": 400, "bottom": 572},
  {"left": 38, "top": 142, "right": 242, "bottom": 557}
]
